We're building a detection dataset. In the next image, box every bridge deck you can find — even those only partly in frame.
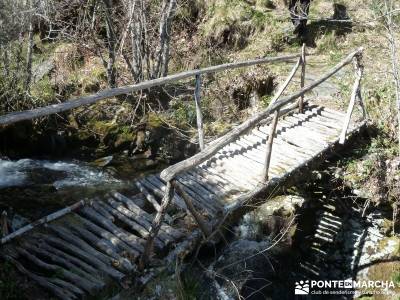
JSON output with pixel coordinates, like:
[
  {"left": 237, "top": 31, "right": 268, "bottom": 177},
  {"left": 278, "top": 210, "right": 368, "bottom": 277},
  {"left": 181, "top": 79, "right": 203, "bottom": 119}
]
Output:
[{"left": 1, "top": 103, "right": 366, "bottom": 299}]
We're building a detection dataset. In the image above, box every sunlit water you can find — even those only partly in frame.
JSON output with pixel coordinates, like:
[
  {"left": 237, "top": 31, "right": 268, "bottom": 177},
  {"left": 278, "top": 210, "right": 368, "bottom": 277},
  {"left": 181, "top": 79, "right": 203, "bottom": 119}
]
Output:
[{"left": 0, "top": 158, "right": 121, "bottom": 190}]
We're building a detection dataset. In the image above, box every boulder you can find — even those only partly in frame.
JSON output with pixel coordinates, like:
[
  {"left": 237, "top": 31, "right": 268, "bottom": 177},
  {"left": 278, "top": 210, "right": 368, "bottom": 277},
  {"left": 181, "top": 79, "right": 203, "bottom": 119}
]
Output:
[{"left": 237, "top": 195, "right": 305, "bottom": 241}]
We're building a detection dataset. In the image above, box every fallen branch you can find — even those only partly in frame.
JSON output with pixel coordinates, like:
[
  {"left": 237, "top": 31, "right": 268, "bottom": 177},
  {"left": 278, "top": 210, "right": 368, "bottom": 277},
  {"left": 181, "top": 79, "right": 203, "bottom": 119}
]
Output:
[{"left": 1, "top": 200, "right": 85, "bottom": 245}]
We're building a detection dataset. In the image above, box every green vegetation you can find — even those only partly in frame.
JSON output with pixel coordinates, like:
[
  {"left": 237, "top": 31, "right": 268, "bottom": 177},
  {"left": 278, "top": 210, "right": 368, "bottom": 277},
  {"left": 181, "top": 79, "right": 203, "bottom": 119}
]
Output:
[{"left": 0, "top": 262, "right": 24, "bottom": 300}]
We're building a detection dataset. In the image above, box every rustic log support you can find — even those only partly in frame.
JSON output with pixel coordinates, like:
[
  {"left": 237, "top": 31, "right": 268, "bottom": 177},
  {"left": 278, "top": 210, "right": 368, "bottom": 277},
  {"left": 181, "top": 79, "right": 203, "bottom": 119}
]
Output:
[
  {"left": 194, "top": 74, "right": 205, "bottom": 150},
  {"left": 28, "top": 242, "right": 105, "bottom": 292},
  {"left": 3, "top": 253, "right": 77, "bottom": 300},
  {"left": 1, "top": 211, "right": 8, "bottom": 237},
  {"left": 357, "top": 89, "right": 369, "bottom": 120},
  {"left": 1, "top": 200, "right": 85, "bottom": 245},
  {"left": 72, "top": 212, "right": 141, "bottom": 257},
  {"left": 15, "top": 246, "right": 97, "bottom": 295},
  {"left": 339, "top": 54, "right": 363, "bottom": 144},
  {"left": 36, "top": 233, "right": 126, "bottom": 283},
  {"left": 299, "top": 43, "right": 306, "bottom": 113},
  {"left": 139, "top": 180, "right": 175, "bottom": 271},
  {"left": 268, "top": 57, "right": 301, "bottom": 109},
  {"left": 263, "top": 110, "right": 280, "bottom": 182},
  {"left": 173, "top": 181, "right": 211, "bottom": 237},
  {"left": 79, "top": 206, "right": 145, "bottom": 252},
  {"left": 37, "top": 240, "right": 105, "bottom": 280},
  {"left": 135, "top": 181, "right": 161, "bottom": 211}
]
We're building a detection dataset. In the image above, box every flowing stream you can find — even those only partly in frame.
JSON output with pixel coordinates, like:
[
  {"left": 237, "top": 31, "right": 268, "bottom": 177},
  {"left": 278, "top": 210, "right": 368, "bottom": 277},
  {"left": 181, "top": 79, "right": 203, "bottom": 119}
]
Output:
[{"left": 0, "top": 155, "right": 163, "bottom": 222}]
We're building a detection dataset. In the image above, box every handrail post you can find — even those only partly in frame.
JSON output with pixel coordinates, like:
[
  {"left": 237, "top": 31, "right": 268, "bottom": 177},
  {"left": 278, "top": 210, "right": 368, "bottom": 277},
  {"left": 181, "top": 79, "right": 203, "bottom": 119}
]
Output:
[
  {"left": 299, "top": 43, "right": 306, "bottom": 113},
  {"left": 139, "top": 180, "right": 175, "bottom": 271},
  {"left": 339, "top": 53, "right": 363, "bottom": 144},
  {"left": 174, "top": 181, "right": 211, "bottom": 237},
  {"left": 263, "top": 110, "right": 279, "bottom": 182},
  {"left": 194, "top": 74, "right": 205, "bottom": 150},
  {"left": 1, "top": 211, "right": 8, "bottom": 237}
]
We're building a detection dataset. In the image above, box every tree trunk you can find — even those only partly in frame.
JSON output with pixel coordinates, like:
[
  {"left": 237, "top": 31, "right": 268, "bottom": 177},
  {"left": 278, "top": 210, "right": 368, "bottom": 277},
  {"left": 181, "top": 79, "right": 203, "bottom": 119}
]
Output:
[
  {"left": 102, "top": 0, "right": 117, "bottom": 88},
  {"left": 153, "top": 0, "right": 177, "bottom": 78}
]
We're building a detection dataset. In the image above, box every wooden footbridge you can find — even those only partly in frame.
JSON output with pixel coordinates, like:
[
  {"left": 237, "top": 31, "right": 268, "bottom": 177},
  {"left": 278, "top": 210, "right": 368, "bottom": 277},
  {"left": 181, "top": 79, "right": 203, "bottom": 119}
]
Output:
[{"left": 0, "top": 46, "right": 368, "bottom": 299}]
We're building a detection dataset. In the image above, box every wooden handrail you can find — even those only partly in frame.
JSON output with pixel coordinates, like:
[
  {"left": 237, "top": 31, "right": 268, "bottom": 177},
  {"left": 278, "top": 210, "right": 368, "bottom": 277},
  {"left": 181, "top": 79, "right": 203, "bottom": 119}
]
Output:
[
  {"left": 339, "top": 54, "right": 364, "bottom": 144},
  {"left": 0, "top": 54, "right": 301, "bottom": 126},
  {"left": 267, "top": 57, "right": 302, "bottom": 109},
  {"left": 299, "top": 43, "right": 306, "bottom": 113},
  {"left": 160, "top": 47, "right": 364, "bottom": 182}
]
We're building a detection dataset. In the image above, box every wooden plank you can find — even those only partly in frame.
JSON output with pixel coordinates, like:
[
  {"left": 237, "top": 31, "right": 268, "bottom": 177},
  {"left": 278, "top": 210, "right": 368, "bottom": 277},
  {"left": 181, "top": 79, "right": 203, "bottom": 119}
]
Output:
[
  {"left": 65, "top": 222, "right": 136, "bottom": 273},
  {"left": 192, "top": 166, "right": 235, "bottom": 189},
  {"left": 208, "top": 157, "right": 263, "bottom": 185},
  {"left": 175, "top": 179, "right": 218, "bottom": 215},
  {"left": 97, "top": 200, "right": 165, "bottom": 247},
  {"left": 35, "top": 233, "right": 126, "bottom": 282},
  {"left": 107, "top": 196, "right": 182, "bottom": 242},
  {"left": 279, "top": 119, "right": 331, "bottom": 145},
  {"left": 91, "top": 200, "right": 115, "bottom": 222},
  {"left": 203, "top": 164, "right": 255, "bottom": 189},
  {"left": 284, "top": 116, "right": 338, "bottom": 136},
  {"left": 178, "top": 174, "right": 223, "bottom": 207},
  {"left": 251, "top": 130, "right": 308, "bottom": 162},
  {"left": 174, "top": 182, "right": 211, "bottom": 237},
  {"left": 135, "top": 181, "right": 162, "bottom": 211},
  {"left": 240, "top": 129, "right": 301, "bottom": 166},
  {"left": 242, "top": 132, "right": 299, "bottom": 167},
  {"left": 190, "top": 167, "right": 239, "bottom": 195},
  {"left": 16, "top": 246, "right": 98, "bottom": 295},
  {"left": 200, "top": 158, "right": 259, "bottom": 188},
  {"left": 79, "top": 207, "right": 145, "bottom": 251},
  {"left": 145, "top": 176, "right": 187, "bottom": 210},
  {"left": 28, "top": 242, "right": 105, "bottom": 291},
  {"left": 34, "top": 240, "right": 104, "bottom": 279},
  {"left": 183, "top": 172, "right": 226, "bottom": 199},
  {"left": 72, "top": 213, "right": 142, "bottom": 255},
  {"left": 48, "top": 225, "right": 122, "bottom": 269},
  {"left": 228, "top": 139, "right": 284, "bottom": 176},
  {"left": 3, "top": 253, "right": 78, "bottom": 300},
  {"left": 213, "top": 145, "right": 266, "bottom": 177},
  {"left": 235, "top": 138, "right": 295, "bottom": 172}
]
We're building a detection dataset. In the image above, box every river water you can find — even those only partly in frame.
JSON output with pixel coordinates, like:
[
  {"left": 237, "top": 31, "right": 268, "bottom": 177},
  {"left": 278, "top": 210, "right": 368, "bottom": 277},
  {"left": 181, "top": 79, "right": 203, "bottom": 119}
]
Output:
[{"left": 0, "top": 155, "right": 162, "bottom": 222}]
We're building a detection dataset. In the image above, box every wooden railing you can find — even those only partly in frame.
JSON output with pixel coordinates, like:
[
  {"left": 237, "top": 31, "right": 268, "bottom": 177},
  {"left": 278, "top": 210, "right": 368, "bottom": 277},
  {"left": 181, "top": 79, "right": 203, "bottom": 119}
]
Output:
[
  {"left": 0, "top": 54, "right": 301, "bottom": 126},
  {"left": 139, "top": 46, "right": 367, "bottom": 269}
]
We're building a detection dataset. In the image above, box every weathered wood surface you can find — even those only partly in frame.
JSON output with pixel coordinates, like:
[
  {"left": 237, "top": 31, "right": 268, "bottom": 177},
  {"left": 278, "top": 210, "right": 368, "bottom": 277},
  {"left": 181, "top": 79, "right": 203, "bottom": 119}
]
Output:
[
  {"left": 160, "top": 48, "right": 363, "bottom": 182},
  {"left": 0, "top": 54, "right": 300, "bottom": 126},
  {"left": 0, "top": 48, "right": 367, "bottom": 299},
  {"left": 0, "top": 103, "right": 366, "bottom": 299}
]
